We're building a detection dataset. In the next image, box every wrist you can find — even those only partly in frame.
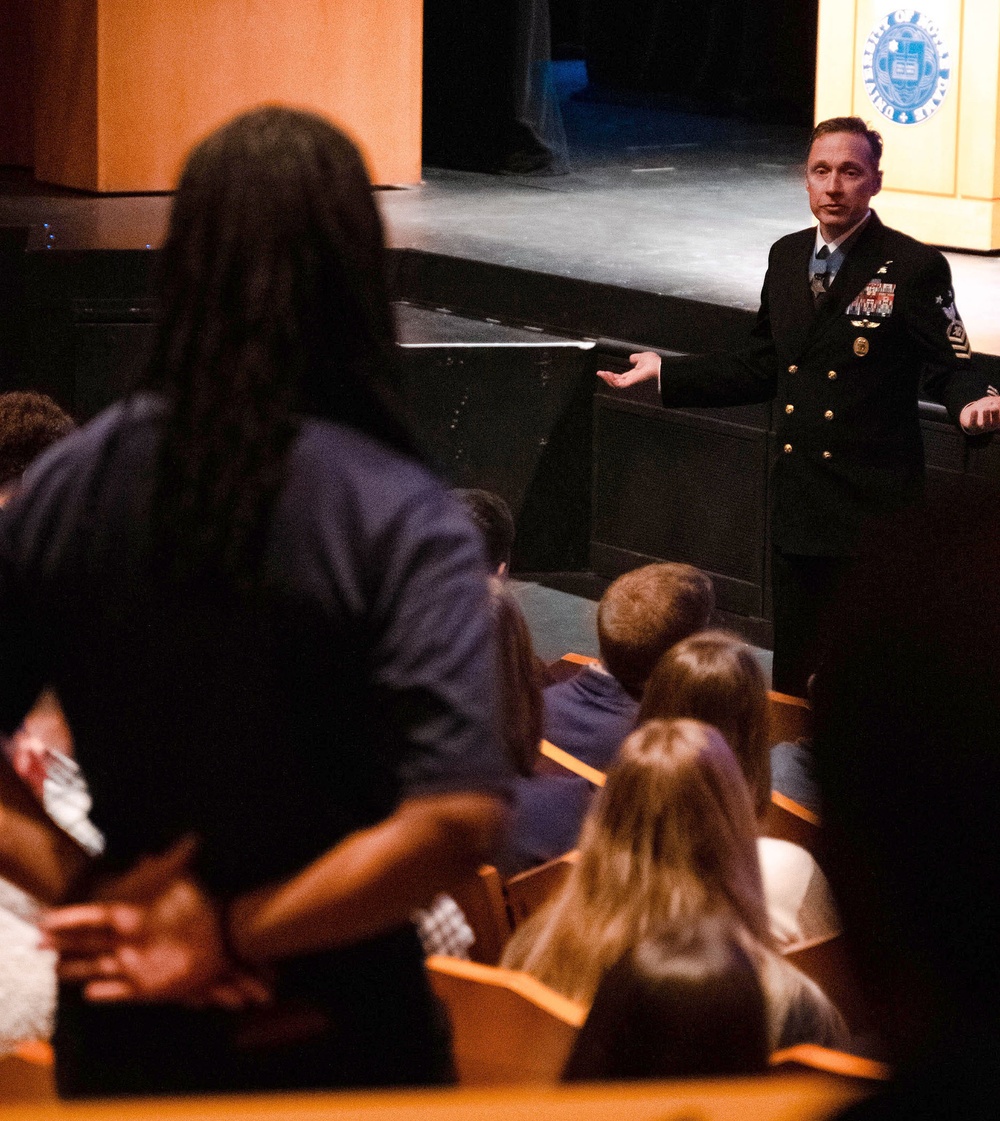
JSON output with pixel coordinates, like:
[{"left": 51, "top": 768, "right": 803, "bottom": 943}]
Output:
[{"left": 218, "top": 893, "right": 260, "bottom": 971}]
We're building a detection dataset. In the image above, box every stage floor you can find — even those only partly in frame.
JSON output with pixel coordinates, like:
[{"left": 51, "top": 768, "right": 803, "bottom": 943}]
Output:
[{"left": 5, "top": 61, "right": 1000, "bottom": 354}]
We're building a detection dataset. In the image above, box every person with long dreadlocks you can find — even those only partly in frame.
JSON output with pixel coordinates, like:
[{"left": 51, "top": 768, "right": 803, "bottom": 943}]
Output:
[{"left": 0, "top": 107, "right": 511, "bottom": 1097}]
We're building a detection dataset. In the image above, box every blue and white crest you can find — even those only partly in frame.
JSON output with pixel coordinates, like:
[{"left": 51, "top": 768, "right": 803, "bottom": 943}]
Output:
[{"left": 862, "top": 11, "right": 951, "bottom": 125}]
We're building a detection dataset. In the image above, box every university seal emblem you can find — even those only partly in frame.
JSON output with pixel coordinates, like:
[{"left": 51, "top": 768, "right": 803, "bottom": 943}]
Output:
[{"left": 862, "top": 10, "right": 951, "bottom": 125}]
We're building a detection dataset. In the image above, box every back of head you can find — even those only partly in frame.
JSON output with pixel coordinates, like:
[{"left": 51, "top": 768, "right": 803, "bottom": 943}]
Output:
[
  {"left": 563, "top": 917, "right": 769, "bottom": 1081},
  {"left": 640, "top": 630, "right": 771, "bottom": 818},
  {"left": 503, "top": 718, "right": 769, "bottom": 1002},
  {"left": 0, "top": 392, "right": 74, "bottom": 500},
  {"left": 147, "top": 106, "right": 412, "bottom": 587},
  {"left": 490, "top": 576, "right": 543, "bottom": 775},
  {"left": 597, "top": 564, "right": 715, "bottom": 699},
  {"left": 455, "top": 488, "right": 515, "bottom": 573}
]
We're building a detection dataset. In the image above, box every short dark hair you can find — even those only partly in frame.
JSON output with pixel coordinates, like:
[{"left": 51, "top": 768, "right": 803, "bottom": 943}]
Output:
[
  {"left": 597, "top": 563, "right": 715, "bottom": 699},
  {"left": 809, "top": 116, "right": 883, "bottom": 170},
  {"left": 454, "top": 488, "right": 515, "bottom": 571},
  {"left": 0, "top": 391, "right": 75, "bottom": 488}
]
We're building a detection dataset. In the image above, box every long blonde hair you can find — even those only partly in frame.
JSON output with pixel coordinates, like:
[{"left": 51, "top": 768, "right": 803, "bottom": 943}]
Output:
[
  {"left": 639, "top": 630, "right": 771, "bottom": 818},
  {"left": 501, "top": 718, "right": 771, "bottom": 1004}
]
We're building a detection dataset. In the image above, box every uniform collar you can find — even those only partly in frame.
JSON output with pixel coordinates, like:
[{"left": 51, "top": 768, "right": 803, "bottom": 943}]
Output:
[{"left": 814, "top": 210, "right": 872, "bottom": 257}]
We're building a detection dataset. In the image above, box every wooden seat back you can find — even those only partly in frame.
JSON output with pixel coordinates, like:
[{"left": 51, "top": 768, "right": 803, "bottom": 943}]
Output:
[
  {"left": 0, "top": 1040, "right": 55, "bottom": 1102},
  {"left": 769, "top": 1043, "right": 890, "bottom": 1082},
  {"left": 448, "top": 865, "right": 513, "bottom": 966},
  {"left": 505, "top": 850, "right": 579, "bottom": 927},
  {"left": 767, "top": 690, "right": 811, "bottom": 746},
  {"left": 426, "top": 956, "right": 586, "bottom": 1085},
  {"left": 761, "top": 790, "right": 822, "bottom": 857},
  {"left": 536, "top": 741, "right": 606, "bottom": 786}
]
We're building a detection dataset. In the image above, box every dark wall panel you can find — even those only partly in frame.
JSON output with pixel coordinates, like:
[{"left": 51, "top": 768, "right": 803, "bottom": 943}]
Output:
[
  {"left": 398, "top": 343, "right": 593, "bottom": 571},
  {"left": 591, "top": 392, "right": 768, "bottom": 616}
]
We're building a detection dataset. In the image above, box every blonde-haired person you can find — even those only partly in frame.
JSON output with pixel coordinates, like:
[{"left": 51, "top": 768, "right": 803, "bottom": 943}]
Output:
[
  {"left": 501, "top": 719, "right": 846, "bottom": 1051},
  {"left": 639, "top": 630, "right": 839, "bottom": 951}
]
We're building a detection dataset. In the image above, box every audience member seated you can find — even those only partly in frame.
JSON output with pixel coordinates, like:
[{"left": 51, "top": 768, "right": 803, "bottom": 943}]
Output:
[
  {"left": 639, "top": 631, "right": 840, "bottom": 951},
  {"left": 543, "top": 563, "right": 715, "bottom": 771},
  {"left": 501, "top": 719, "right": 847, "bottom": 1051},
  {"left": 416, "top": 575, "right": 542, "bottom": 955},
  {"left": 0, "top": 392, "right": 75, "bottom": 1057},
  {"left": 771, "top": 676, "right": 822, "bottom": 816},
  {"left": 453, "top": 488, "right": 516, "bottom": 578},
  {"left": 487, "top": 577, "right": 594, "bottom": 876},
  {"left": 0, "top": 392, "right": 74, "bottom": 507},
  {"left": 562, "top": 916, "right": 769, "bottom": 1081},
  {"left": 771, "top": 736, "right": 822, "bottom": 817},
  {"left": 0, "top": 107, "right": 511, "bottom": 1097}
]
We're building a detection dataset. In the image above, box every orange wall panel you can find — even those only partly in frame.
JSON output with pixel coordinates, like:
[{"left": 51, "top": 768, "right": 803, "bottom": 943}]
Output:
[
  {"left": 35, "top": 0, "right": 422, "bottom": 192},
  {"left": 33, "top": 0, "right": 99, "bottom": 188}
]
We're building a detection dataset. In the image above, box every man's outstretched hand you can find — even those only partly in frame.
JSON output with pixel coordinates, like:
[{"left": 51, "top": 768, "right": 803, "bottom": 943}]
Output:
[
  {"left": 960, "top": 394, "right": 1000, "bottom": 433},
  {"left": 596, "top": 351, "right": 662, "bottom": 389},
  {"left": 41, "top": 835, "right": 272, "bottom": 1009}
]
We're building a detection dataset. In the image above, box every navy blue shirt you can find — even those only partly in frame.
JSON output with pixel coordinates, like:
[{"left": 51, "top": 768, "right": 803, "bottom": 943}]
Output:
[
  {"left": 0, "top": 394, "right": 512, "bottom": 1094},
  {"left": 543, "top": 665, "right": 639, "bottom": 771},
  {"left": 498, "top": 772, "right": 595, "bottom": 877}
]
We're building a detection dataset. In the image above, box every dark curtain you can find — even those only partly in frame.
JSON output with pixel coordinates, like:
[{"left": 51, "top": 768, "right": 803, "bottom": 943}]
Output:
[
  {"left": 583, "top": 0, "right": 819, "bottom": 123},
  {"left": 423, "top": 0, "right": 568, "bottom": 173}
]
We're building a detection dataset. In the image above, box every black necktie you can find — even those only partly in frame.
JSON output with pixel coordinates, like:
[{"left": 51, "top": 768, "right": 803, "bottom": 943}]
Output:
[{"left": 811, "top": 244, "right": 831, "bottom": 308}]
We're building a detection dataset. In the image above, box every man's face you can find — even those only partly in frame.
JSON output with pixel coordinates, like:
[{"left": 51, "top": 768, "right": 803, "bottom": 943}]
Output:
[{"left": 805, "top": 131, "right": 883, "bottom": 242}]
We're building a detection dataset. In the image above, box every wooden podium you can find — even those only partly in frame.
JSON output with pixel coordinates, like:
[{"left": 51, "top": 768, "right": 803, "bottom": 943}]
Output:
[
  {"left": 817, "top": 0, "right": 1000, "bottom": 250},
  {"left": 33, "top": 0, "right": 422, "bottom": 192}
]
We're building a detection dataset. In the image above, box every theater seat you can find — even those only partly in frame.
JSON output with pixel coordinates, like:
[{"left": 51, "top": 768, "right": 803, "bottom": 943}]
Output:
[
  {"left": 505, "top": 850, "right": 579, "bottom": 927},
  {"left": 536, "top": 741, "right": 606, "bottom": 786},
  {"left": 0, "top": 1040, "right": 56, "bottom": 1101},
  {"left": 761, "top": 790, "right": 822, "bottom": 857},
  {"left": 426, "top": 956, "right": 586, "bottom": 1085},
  {"left": 448, "top": 865, "right": 512, "bottom": 966},
  {"left": 769, "top": 1043, "right": 890, "bottom": 1082}
]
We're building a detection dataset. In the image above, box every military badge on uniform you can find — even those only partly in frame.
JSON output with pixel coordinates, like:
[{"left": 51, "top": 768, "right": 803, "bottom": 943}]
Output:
[
  {"left": 940, "top": 293, "right": 972, "bottom": 358},
  {"left": 846, "top": 280, "right": 896, "bottom": 319},
  {"left": 853, "top": 337, "right": 870, "bottom": 357}
]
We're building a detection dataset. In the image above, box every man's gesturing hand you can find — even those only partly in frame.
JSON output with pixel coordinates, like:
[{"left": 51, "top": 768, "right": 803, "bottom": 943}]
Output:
[
  {"left": 596, "top": 351, "right": 661, "bottom": 389},
  {"left": 960, "top": 394, "right": 1000, "bottom": 433}
]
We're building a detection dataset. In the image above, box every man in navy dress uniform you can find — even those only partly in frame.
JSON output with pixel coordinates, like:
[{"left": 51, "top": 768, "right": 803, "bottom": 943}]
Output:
[{"left": 598, "top": 116, "right": 1000, "bottom": 695}]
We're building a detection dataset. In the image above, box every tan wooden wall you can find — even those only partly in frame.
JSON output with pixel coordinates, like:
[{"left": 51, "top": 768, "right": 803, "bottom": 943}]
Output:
[
  {"left": 23, "top": 0, "right": 422, "bottom": 191},
  {"left": 816, "top": 0, "right": 1000, "bottom": 249}
]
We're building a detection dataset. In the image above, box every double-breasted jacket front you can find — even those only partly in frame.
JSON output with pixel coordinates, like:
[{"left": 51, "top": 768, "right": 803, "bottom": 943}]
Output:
[{"left": 660, "top": 212, "right": 988, "bottom": 555}]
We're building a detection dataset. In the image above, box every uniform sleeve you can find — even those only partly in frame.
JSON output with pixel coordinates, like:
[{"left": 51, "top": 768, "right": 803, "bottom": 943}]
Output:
[
  {"left": 908, "top": 252, "right": 991, "bottom": 423},
  {"left": 368, "top": 489, "right": 514, "bottom": 804},
  {"left": 659, "top": 263, "right": 780, "bottom": 409}
]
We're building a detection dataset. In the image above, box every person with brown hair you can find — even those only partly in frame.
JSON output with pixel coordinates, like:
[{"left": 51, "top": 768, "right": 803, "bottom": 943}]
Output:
[
  {"left": 562, "top": 916, "right": 769, "bottom": 1082},
  {"left": 543, "top": 562, "right": 715, "bottom": 771},
  {"left": 0, "top": 392, "right": 74, "bottom": 506},
  {"left": 501, "top": 718, "right": 846, "bottom": 1051},
  {"left": 598, "top": 116, "right": 1000, "bottom": 696},
  {"left": 453, "top": 489, "right": 516, "bottom": 578},
  {"left": 415, "top": 576, "right": 543, "bottom": 957},
  {"left": 639, "top": 631, "right": 839, "bottom": 951}
]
